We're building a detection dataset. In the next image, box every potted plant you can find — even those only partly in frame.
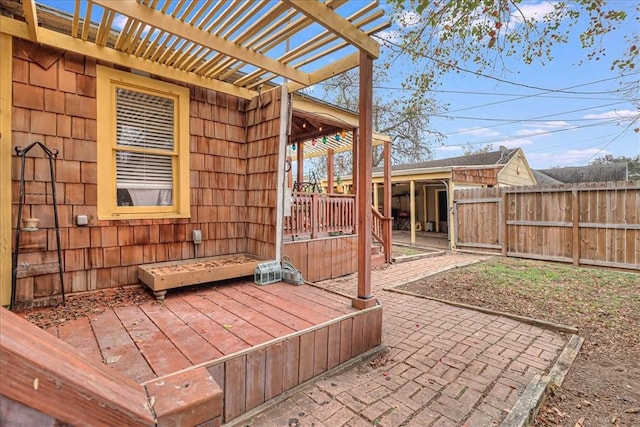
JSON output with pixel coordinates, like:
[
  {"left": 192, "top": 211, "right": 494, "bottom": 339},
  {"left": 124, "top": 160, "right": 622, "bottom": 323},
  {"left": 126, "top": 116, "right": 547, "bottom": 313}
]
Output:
[
  {"left": 22, "top": 217, "right": 40, "bottom": 230},
  {"left": 335, "top": 175, "right": 343, "bottom": 193}
]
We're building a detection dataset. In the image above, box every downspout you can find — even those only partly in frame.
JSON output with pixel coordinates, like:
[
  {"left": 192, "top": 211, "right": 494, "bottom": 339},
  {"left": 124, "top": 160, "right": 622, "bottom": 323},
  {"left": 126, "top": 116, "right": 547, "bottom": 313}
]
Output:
[{"left": 275, "top": 86, "right": 291, "bottom": 262}]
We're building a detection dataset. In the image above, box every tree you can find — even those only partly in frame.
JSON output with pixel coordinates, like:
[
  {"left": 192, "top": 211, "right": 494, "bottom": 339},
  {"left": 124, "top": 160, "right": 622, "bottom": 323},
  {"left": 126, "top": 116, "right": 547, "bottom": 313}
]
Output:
[
  {"left": 590, "top": 154, "right": 640, "bottom": 180},
  {"left": 384, "top": 0, "right": 638, "bottom": 105},
  {"left": 462, "top": 143, "right": 494, "bottom": 156},
  {"left": 319, "top": 68, "right": 445, "bottom": 168}
]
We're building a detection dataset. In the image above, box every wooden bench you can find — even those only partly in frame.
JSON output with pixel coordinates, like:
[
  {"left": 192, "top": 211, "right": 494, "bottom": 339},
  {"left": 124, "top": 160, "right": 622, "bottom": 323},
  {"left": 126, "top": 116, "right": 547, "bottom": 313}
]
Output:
[{"left": 138, "top": 254, "right": 264, "bottom": 300}]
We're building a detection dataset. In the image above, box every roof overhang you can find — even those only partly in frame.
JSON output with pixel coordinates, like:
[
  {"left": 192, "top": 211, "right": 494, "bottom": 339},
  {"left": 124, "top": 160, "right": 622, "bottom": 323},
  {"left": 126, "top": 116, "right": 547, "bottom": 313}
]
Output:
[{"left": 0, "top": 0, "right": 389, "bottom": 100}]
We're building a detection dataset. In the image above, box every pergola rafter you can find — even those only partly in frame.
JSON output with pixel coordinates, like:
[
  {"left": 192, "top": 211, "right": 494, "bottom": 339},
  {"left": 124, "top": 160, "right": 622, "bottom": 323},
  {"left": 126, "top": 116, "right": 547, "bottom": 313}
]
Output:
[{"left": 0, "top": 0, "right": 389, "bottom": 99}]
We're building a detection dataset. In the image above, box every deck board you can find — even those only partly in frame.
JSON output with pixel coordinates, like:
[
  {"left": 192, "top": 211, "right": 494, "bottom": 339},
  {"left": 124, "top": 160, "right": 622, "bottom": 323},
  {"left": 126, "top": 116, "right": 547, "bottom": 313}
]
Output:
[
  {"left": 163, "top": 296, "right": 251, "bottom": 355},
  {"left": 58, "top": 317, "right": 102, "bottom": 362},
  {"left": 90, "top": 309, "right": 155, "bottom": 383},
  {"left": 182, "top": 292, "right": 274, "bottom": 346},
  {"left": 207, "top": 289, "right": 296, "bottom": 337},
  {"left": 114, "top": 305, "right": 192, "bottom": 377},
  {"left": 265, "top": 282, "right": 354, "bottom": 312},
  {"left": 217, "top": 286, "right": 314, "bottom": 331},
  {"left": 139, "top": 301, "right": 223, "bottom": 364},
  {"left": 254, "top": 283, "right": 352, "bottom": 318},
  {"left": 233, "top": 285, "right": 339, "bottom": 324}
]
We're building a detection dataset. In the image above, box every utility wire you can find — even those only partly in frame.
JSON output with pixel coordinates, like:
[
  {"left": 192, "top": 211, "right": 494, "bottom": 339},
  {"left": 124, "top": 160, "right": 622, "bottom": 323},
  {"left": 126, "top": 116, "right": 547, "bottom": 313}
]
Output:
[
  {"left": 584, "top": 117, "right": 640, "bottom": 164},
  {"left": 441, "top": 117, "right": 627, "bottom": 148},
  {"left": 375, "top": 35, "right": 640, "bottom": 95},
  {"left": 434, "top": 101, "right": 636, "bottom": 129}
]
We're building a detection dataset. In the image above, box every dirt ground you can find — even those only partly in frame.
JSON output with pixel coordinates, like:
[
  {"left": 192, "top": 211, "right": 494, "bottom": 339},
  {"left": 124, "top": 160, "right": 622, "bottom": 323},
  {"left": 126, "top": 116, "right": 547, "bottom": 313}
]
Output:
[{"left": 399, "top": 257, "right": 640, "bottom": 426}]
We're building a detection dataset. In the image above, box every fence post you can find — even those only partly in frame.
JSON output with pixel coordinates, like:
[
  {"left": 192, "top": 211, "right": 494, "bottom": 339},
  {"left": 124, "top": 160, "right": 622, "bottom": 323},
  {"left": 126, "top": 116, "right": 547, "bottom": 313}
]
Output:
[
  {"left": 572, "top": 189, "right": 580, "bottom": 266},
  {"left": 501, "top": 190, "right": 508, "bottom": 256},
  {"left": 311, "top": 193, "right": 318, "bottom": 239}
]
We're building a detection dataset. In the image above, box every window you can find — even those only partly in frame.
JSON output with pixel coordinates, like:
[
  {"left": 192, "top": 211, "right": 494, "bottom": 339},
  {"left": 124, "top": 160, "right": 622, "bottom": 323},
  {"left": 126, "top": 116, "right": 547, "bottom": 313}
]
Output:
[{"left": 97, "top": 66, "right": 190, "bottom": 219}]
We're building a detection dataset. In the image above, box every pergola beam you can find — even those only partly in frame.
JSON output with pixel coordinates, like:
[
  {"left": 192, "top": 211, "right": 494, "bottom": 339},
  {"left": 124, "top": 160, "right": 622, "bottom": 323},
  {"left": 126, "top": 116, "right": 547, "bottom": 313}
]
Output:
[{"left": 282, "top": 0, "right": 380, "bottom": 58}]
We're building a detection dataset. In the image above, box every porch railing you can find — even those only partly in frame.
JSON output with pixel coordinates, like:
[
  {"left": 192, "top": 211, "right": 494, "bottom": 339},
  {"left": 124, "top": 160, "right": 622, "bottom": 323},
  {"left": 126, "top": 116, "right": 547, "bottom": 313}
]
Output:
[
  {"left": 285, "top": 193, "right": 393, "bottom": 263},
  {"left": 285, "top": 192, "right": 355, "bottom": 239},
  {"left": 372, "top": 207, "right": 393, "bottom": 263}
]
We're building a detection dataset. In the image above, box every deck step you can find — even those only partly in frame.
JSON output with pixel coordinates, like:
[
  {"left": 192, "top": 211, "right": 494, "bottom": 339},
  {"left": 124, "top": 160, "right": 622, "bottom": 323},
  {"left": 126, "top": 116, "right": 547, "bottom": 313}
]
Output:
[{"left": 371, "top": 252, "right": 386, "bottom": 267}]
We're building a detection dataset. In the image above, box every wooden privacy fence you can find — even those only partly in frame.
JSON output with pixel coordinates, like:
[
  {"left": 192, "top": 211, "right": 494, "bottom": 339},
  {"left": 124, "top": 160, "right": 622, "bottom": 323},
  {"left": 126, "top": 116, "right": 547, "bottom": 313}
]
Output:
[
  {"left": 454, "top": 181, "right": 640, "bottom": 271},
  {"left": 284, "top": 193, "right": 355, "bottom": 239}
]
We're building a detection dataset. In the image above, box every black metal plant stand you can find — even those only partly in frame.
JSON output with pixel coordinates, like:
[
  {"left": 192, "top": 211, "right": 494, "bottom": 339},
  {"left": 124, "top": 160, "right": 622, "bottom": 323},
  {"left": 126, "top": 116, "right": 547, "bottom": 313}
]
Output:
[{"left": 11, "top": 142, "right": 65, "bottom": 309}]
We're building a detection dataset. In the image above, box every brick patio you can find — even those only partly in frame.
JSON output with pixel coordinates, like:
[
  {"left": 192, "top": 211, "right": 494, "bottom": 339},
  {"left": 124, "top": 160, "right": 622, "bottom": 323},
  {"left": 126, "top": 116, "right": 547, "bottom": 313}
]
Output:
[{"left": 245, "top": 253, "right": 568, "bottom": 426}]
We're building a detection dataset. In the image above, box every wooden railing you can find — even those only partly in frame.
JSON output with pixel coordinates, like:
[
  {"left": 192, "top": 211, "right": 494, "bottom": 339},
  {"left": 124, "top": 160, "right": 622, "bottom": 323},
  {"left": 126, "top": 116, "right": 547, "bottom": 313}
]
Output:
[
  {"left": 0, "top": 307, "right": 222, "bottom": 426},
  {"left": 284, "top": 194, "right": 392, "bottom": 263},
  {"left": 285, "top": 192, "right": 355, "bottom": 239},
  {"left": 372, "top": 207, "right": 393, "bottom": 263}
]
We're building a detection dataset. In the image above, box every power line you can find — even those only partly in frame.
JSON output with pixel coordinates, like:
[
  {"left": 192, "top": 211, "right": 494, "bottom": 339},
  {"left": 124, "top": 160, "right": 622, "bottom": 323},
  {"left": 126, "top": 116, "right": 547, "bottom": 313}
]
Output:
[
  {"left": 584, "top": 117, "right": 640, "bottom": 164},
  {"left": 434, "top": 101, "right": 635, "bottom": 129},
  {"left": 440, "top": 117, "right": 627, "bottom": 148},
  {"left": 375, "top": 34, "right": 640, "bottom": 94}
]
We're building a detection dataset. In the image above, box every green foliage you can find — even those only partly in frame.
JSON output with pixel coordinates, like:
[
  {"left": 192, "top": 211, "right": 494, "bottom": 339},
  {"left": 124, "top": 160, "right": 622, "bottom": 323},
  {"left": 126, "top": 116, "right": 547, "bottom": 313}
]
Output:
[
  {"left": 462, "top": 143, "right": 494, "bottom": 155},
  {"left": 385, "top": 0, "right": 637, "bottom": 103}
]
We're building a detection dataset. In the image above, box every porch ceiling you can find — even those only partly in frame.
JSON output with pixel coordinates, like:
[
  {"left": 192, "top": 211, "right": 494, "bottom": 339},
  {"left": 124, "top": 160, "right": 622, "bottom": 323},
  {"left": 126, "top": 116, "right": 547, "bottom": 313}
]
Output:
[{"left": 0, "top": 0, "right": 389, "bottom": 100}]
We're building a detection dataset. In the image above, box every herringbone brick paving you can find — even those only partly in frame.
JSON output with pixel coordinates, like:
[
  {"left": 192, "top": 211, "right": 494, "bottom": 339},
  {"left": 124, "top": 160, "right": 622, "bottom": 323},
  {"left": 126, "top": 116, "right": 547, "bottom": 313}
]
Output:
[{"left": 247, "top": 253, "right": 567, "bottom": 426}]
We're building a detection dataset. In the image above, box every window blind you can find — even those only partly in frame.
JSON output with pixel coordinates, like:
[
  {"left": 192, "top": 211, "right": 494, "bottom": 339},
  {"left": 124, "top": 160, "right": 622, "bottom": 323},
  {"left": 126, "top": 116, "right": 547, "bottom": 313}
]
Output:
[{"left": 115, "top": 88, "right": 175, "bottom": 190}]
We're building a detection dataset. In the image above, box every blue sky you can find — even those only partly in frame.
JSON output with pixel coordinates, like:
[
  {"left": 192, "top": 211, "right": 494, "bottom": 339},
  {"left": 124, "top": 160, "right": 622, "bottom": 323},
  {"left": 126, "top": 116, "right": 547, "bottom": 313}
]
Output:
[{"left": 364, "top": 0, "right": 639, "bottom": 169}]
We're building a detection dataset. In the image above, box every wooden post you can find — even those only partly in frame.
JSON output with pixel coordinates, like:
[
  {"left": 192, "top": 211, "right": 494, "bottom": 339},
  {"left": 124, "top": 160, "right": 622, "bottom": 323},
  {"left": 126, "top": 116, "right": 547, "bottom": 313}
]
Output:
[
  {"left": 352, "top": 128, "right": 359, "bottom": 232},
  {"left": 572, "top": 189, "right": 580, "bottom": 265},
  {"left": 501, "top": 190, "right": 508, "bottom": 256},
  {"left": 296, "top": 141, "right": 304, "bottom": 186},
  {"left": 410, "top": 180, "right": 416, "bottom": 245},
  {"left": 0, "top": 34, "right": 12, "bottom": 306},
  {"left": 383, "top": 139, "right": 392, "bottom": 263},
  {"left": 353, "top": 52, "right": 375, "bottom": 309},
  {"left": 448, "top": 181, "right": 455, "bottom": 250},
  {"left": 311, "top": 193, "right": 319, "bottom": 239},
  {"left": 372, "top": 183, "right": 378, "bottom": 209},
  {"left": 351, "top": 128, "right": 358, "bottom": 195},
  {"left": 327, "top": 148, "right": 334, "bottom": 194}
]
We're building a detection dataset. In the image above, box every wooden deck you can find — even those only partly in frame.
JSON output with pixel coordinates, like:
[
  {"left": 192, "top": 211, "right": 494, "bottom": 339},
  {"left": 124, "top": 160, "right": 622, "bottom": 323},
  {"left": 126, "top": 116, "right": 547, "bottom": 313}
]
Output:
[{"left": 43, "top": 280, "right": 382, "bottom": 424}]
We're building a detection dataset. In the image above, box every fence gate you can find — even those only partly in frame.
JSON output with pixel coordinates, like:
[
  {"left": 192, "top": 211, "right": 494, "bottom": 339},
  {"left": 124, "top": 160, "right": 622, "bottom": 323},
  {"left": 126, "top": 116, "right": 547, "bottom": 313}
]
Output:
[{"left": 453, "top": 187, "right": 502, "bottom": 252}]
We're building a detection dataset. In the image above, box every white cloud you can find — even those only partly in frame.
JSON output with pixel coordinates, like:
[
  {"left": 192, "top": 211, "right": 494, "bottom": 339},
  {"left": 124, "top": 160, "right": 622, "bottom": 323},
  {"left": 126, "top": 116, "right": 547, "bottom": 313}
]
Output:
[
  {"left": 524, "top": 120, "right": 570, "bottom": 129},
  {"left": 437, "top": 145, "right": 463, "bottom": 152},
  {"left": 529, "top": 148, "right": 611, "bottom": 167},
  {"left": 376, "top": 30, "right": 401, "bottom": 45},
  {"left": 397, "top": 11, "right": 422, "bottom": 28},
  {"left": 457, "top": 127, "right": 500, "bottom": 137},
  {"left": 516, "top": 128, "right": 553, "bottom": 138},
  {"left": 113, "top": 14, "right": 128, "bottom": 31},
  {"left": 509, "top": 2, "right": 558, "bottom": 24},
  {"left": 498, "top": 138, "right": 534, "bottom": 148},
  {"left": 583, "top": 109, "right": 640, "bottom": 122}
]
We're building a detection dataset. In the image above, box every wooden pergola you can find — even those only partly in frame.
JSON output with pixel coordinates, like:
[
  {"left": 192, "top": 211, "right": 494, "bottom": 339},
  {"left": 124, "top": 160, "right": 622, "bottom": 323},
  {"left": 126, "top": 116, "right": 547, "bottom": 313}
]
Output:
[{"left": 0, "top": 0, "right": 390, "bottom": 307}]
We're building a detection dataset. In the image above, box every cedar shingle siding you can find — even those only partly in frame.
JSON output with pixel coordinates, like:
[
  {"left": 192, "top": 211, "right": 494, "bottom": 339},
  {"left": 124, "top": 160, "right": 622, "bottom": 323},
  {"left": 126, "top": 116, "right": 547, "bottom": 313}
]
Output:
[{"left": 12, "top": 40, "right": 280, "bottom": 304}]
